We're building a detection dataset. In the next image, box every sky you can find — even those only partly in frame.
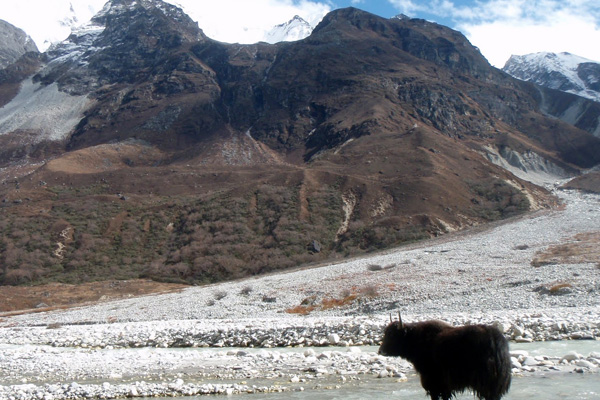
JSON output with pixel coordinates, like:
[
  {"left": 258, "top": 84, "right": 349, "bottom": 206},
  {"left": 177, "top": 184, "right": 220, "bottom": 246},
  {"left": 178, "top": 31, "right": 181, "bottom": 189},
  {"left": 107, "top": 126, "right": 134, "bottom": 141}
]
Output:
[{"left": 0, "top": 0, "right": 599, "bottom": 67}]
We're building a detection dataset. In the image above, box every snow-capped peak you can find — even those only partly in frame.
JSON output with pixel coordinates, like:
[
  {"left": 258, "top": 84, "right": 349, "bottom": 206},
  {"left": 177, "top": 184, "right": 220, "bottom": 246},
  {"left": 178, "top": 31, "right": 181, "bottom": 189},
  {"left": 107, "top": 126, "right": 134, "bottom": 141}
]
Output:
[
  {"left": 503, "top": 52, "right": 600, "bottom": 103},
  {"left": 263, "top": 15, "right": 314, "bottom": 44},
  {"left": 392, "top": 14, "right": 411, "bottom": 21}
]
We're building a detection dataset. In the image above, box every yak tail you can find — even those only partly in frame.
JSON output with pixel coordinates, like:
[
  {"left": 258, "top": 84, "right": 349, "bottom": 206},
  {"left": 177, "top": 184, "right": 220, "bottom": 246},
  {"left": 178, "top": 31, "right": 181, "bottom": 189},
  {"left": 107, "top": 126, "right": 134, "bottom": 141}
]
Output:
[{"left": 480, "top": 328, "right": 512, "bottom": 400}]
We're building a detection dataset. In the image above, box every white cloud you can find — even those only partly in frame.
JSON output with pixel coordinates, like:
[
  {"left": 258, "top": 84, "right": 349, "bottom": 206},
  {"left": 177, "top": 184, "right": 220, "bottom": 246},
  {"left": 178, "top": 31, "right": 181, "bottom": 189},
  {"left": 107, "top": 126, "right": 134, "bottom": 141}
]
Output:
[
  {"left": 0, "top": 0, "right": 331, "bottom": 51},
  {"left": 387, "top": 0, "right": 600, "bottom": 67},
  {"left": 462, "top": 11, "right": 600, "bottom": 67},
  {"left": 169, "top": 0, "right": 331, "bottom": 44},
  {"left": 0, "top": 0, "right": 107, "bottom": 51}
]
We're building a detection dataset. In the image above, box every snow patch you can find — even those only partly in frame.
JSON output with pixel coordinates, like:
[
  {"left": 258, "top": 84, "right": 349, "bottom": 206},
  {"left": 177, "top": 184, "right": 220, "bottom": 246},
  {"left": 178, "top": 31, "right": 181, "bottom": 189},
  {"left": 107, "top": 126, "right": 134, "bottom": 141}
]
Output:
[
  {"left": 0, "top": 78, "right": 91, "bottom": 142},
  {"left": 44, "top": 20, "right": 105, "bottom": 68}
]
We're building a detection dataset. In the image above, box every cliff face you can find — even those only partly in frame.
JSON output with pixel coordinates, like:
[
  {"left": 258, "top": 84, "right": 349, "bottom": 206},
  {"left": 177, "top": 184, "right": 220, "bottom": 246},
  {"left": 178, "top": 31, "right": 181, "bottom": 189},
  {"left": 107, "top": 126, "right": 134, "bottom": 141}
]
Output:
[{"left": 0, "top": 19, "right": 38, "bottom": 69}]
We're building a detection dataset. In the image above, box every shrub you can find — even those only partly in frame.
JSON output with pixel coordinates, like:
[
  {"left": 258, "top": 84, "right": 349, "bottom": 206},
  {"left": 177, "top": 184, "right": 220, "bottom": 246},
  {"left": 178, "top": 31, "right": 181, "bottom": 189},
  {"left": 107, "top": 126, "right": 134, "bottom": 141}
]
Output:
[
  {"left": 285, "top": 305, "right": 315, "bottom": 315},
  {"left": 240, "top": 286, "right": 253, "bottom": 295},
  {"left": 321, "top": 294, "right": 358, "bottom": 310},
  {"left": 361, "top": 285, "right": 379, "bottom": 298},
  {"left": 549, "top": 283, "right": 573, "bottom": 294}
]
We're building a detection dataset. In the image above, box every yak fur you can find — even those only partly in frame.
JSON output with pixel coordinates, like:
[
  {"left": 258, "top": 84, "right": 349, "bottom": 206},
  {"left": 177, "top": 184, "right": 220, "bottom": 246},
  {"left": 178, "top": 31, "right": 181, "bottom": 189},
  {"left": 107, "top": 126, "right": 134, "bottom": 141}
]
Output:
[{"left": 378, "top": 318, "right": 511, "bottom": 400}]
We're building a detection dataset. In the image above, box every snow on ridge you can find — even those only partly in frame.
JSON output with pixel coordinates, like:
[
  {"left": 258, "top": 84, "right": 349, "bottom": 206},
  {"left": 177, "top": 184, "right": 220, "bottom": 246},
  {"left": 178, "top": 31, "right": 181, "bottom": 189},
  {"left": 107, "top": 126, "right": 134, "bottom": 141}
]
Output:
[
  {"left": 0, "top": 78, "right": 91, "bottom": 142},
  {"left": 505, "top": 52, "right": 592, "bottom": 83},
  {"left": 504, "top": 52, "right": 600, "bottom": 102},
  {"left": 263, "top": 15, "right": 314, "bottom": 44}
]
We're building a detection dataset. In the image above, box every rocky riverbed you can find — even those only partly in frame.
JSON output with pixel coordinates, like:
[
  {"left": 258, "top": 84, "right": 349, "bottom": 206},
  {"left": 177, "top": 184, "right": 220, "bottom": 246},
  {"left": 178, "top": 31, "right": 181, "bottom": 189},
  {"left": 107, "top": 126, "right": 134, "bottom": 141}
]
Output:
[{"left": 1, "top": 188, "right": 599, "bottom": 399}]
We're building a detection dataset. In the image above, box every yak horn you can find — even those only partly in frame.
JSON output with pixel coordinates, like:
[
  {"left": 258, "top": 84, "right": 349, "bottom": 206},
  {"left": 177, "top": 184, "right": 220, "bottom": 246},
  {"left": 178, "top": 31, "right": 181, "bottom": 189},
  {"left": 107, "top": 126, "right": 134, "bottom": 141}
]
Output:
[
  {"left": 398, "top": 312, "right": 403, "bottom": 328},
  {"left": 389, "top": 313, "right": 393, "bottom": 323}
]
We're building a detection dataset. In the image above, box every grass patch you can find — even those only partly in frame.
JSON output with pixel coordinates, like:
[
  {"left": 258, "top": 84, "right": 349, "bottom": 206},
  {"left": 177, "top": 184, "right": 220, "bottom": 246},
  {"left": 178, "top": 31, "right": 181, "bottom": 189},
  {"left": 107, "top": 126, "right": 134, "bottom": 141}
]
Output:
[
  {"left": 531, "top": 231, "right": 600, "bottom": 267},
  {"left": 549, "top": 283, "right": 573, "bottom": 294},
  {"left": 285, "top": 285, "right": 379, "bottom": 315}
]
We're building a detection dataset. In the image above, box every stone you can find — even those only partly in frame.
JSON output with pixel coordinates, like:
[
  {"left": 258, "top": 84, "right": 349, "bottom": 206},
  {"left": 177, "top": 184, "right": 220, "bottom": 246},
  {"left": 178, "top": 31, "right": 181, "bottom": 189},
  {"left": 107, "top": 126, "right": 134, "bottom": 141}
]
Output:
[
  {"left": 492, "top": 320, "right": 510, "bottom": 334},
  {"left": 309, "top": 240, "right": 322, "bottom": 253},
  {"left": 515, "top": 336, "right": 533, "bottom": 343},
  {"left": 522, "top": 357, "right": 539, "bottom": 366},
  {"left": 510, "top": 350, "right": 529, "bottom": 358},
  {"left": 575, "top": 360, "right": 596, "bottom": 369},
  {"left": 327, "top": 333, "right": 340, "bottom": 345},
  {"left": 510, "top": 357, "right": 522, "bottom": 369},
  {"left": 303, "top": 349, "right": 316, "bottom": 357},
  {"left": 560, "top": 351, "right": 583, "bottom": 362}
]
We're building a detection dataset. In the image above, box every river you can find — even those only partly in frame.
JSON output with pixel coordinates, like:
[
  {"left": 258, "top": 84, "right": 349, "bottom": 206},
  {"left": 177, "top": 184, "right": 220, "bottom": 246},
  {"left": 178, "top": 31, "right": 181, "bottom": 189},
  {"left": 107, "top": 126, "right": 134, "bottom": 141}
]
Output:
[{"left": 157, "top": 341, "right": 599, "bottom": 400}]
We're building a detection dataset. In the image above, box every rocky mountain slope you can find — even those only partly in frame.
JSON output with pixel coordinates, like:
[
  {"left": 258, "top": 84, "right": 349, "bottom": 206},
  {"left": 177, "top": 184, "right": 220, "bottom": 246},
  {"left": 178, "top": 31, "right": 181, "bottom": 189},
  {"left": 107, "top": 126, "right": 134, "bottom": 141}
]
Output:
[
  {"left": 0, "top": 20, "right": 38, "bottom": 69},
  {"left": 1, "top": 1, "right": 599, "bottom": 286},
  {"left": 503, "top": 52, "right": 600, "bottom": 138}
]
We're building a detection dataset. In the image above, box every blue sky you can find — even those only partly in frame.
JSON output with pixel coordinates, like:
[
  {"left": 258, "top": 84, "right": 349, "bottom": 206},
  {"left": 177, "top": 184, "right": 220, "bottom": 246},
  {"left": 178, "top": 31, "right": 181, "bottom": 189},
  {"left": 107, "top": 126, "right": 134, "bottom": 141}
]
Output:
[
  {"left": 331, "top": 0, "right": 400, "bottom": 19},
  {"left": 1, "top": 0, "right": 599, "bottom": 67}
]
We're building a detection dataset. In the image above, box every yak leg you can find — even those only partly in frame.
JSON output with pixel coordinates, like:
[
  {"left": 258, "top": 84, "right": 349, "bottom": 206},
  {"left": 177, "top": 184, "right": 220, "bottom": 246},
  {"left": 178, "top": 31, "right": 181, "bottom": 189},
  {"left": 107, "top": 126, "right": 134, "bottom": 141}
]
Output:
[
  {"left": 421, "top": 376, "right": 446, "bottom": 400},
  {"left": 426, "top": 392, "right": 452, "bottom": 400}
]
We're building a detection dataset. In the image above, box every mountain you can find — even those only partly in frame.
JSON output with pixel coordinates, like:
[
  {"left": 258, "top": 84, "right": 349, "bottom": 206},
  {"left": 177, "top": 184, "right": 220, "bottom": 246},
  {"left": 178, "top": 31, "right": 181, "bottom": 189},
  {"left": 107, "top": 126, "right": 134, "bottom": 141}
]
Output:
[
  {"left": 1, "top": 2, "right": 600, "bottom": 286},
  {"left": 503, "top": 52, "right": 600, "bottom": 139},
  {"left": 0, "top": 20, "right": 39, "bottom": 69},
  {"left": 264, "top": 15, "right": 314, "bottom": 43},
  {"left": 503, "top": 52, "right": 600, "bottom": 103}
]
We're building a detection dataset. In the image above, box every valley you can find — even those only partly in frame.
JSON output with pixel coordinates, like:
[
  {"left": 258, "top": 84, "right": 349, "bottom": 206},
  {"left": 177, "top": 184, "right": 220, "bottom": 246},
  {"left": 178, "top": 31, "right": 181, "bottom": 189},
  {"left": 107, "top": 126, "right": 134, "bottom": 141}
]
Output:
[{"left": 1, "top": 2, "right": 600, "bottom": 399}]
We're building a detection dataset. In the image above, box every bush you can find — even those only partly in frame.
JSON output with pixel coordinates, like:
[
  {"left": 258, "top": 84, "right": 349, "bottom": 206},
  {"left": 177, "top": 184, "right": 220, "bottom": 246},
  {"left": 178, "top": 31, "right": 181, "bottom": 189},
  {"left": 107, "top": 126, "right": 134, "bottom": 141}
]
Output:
[
  {"left": 285, "top": 305, "right": 315, "bottom": 315},
  {"left": 361, "top": 285, "right": 379, "bottom": 298},
  {"left": 240, "top": 286, "right": 253, "bottom": 295}
]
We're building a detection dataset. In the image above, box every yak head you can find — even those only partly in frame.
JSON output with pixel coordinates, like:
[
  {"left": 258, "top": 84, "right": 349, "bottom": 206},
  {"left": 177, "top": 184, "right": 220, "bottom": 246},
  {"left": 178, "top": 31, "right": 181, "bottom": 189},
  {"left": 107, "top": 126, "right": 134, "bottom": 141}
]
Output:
[{"left": 378, "top": 313, "right": 409, "bottom": 357}]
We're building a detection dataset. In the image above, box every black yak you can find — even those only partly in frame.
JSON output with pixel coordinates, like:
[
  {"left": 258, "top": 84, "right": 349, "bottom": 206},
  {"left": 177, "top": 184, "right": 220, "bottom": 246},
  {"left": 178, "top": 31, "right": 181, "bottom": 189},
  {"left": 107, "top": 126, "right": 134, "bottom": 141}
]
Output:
[{"left": 378, "top": 315, "right": 511, "bottom": 400}]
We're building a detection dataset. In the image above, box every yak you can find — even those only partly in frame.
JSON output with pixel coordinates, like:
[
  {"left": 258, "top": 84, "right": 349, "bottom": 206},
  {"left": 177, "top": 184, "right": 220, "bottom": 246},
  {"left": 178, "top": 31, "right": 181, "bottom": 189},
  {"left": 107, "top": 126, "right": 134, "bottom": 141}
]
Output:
[{"left": 378, "top": 315, "right": 511, "bottom": 400}]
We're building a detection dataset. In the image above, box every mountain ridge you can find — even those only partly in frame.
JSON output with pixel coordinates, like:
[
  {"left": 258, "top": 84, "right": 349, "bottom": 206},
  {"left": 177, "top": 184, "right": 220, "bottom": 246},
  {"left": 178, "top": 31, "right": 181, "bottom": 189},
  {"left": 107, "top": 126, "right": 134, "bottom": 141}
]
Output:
[
  {"left": 503, "top": 52, "right": 600, "bottom": 103},
  {"left": 0, "top": 2, "right": 599, "bottom": 286}
]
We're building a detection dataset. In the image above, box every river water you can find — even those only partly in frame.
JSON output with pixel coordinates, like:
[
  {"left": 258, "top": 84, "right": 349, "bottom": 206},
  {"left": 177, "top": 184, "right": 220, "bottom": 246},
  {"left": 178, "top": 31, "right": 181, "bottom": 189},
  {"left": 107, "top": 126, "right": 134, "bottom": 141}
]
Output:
[
  {"left": 242, "top": 373, "right": 599, "bottom": 399},
  {"left": 185, "top": 341, "right": 600, "bottom": 399},
  {"left": 2, "top": 341, "right": 598, "bottom": 399}
]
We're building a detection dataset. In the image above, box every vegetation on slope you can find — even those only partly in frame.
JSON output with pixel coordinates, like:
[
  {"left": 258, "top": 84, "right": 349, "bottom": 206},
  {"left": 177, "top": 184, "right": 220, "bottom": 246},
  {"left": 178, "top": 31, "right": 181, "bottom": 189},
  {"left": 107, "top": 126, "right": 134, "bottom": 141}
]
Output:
[{"left": 0, "top": 173, "right": 531, "bottom": 286}]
